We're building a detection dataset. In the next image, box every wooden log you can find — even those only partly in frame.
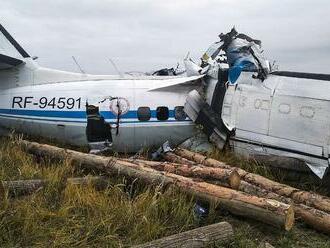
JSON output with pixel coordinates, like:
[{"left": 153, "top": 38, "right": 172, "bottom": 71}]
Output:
[
  {"left": 163, "top": 152, "right": 197, "bottom": 166},
  {"left": 242, "top": 173, "right": 330, "bottom": 214},
  {"left": 294, "top": 204, "right": 330, "bottom": 235},
  {"left": 20, "top": 140, "right": 294, "bottom": 230},
  {"left": 21, "top": 140, "right": 174, "bottom": 186},
  {"left": 172, "top": 177, "right": 294, "bottom": 231},
  {"left": 132, "top": 221, "right": 233, "bottom": 248},
  {"left": 0, "top": 179, "right": 44, "bottom": 198},
  {"left": 125, "top": 150, "right": 330, "bottom": 234},
  {"left": 174, "top": 148, "right": 230, "bottom": 169},
  {"left": 175, "top": 148, "right": 330, "bottom": 214},
  {"left": 137, "top": 158, "right": 241, "bottom": 189},
  {"left": 239, "top": 181, "right": 291, "bottom": 204},
  {"left": 239, "top": 181, "right": 330, "bottom": 235},
  {"left": 0, "top": 176, "right": 109, "bottom": 198}
]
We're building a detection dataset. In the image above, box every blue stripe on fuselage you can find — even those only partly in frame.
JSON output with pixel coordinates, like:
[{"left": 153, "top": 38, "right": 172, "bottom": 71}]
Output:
[
  {"left": 0, "top": 109, "right": 175, "bottom": 119},
  {"left": 0, "top": 114, "right": 193, "bottom": 124}
]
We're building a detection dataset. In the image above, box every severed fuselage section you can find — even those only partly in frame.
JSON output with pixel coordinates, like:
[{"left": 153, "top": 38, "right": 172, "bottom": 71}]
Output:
[{"left": 185, "top": 28, "right": 330, "bottom": 179}]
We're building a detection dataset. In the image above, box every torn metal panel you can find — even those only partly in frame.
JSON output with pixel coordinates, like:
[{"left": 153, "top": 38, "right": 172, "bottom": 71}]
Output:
[
  {"left": 184, "top": 58, "right": 203, "bottom": 76},
  {"left": 231, "top": 137, "right": 328, "bottom": 179},
  {"left": 202, "top": 41, "right": 224, "bottom": 62},
  {"left": 179, "top": 133, "right": 213, "bottom": 153},
  {"left": 306, "top": 162, "right": 328, "bottom": 179},
  {"left": 184, "top": 90, "right": 230, "bottom": 150},
  {"left": 188, "top": 28, "right": 330, "bottom": 178},
  {"left": 184, "top": 90, "right": 205, "bottom": 122}
]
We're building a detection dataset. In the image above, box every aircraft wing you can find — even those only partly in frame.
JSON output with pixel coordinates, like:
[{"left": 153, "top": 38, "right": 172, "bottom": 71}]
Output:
[{"left": 147, "top": 75, "right": 204, "bottom": 91}]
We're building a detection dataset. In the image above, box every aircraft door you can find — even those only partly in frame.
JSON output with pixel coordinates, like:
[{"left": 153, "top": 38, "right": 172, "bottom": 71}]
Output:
[
  {"left": 86, "top": 104, "right": 112, "bottom": 153},
  {"left": 85, "top": 92, "right": 132, "bottom": 153}
]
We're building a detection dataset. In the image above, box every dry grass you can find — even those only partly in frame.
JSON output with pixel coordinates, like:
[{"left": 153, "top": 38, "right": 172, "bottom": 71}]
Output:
[
  {"left": 0, "top": 137, "right": 198, "bottom": 247},
  {"left": 0, "top": 137, "right": 330, "bottom": 247}
]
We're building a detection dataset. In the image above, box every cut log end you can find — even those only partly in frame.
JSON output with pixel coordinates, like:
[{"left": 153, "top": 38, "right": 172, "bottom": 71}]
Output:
[
  {"left": 285, "top": 206, "right": 295, "bottom": 231},
  {"left": 229, "top": 170, "right": 241, "bottom": 190}
]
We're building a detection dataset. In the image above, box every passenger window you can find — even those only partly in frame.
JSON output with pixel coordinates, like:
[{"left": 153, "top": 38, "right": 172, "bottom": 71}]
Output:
[
  {"left": 137, "top": 107, "right": 151, "bottom": 121},
  {"left": 156, "top": 106, "right": 169, "bottom": 120},
  {"left": 174, "top": 106, "right": 186, "bottom": 121}
]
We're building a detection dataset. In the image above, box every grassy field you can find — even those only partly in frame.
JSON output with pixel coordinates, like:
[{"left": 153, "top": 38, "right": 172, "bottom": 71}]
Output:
[{"left": 0, "top": 137, "right": 330, "bottom": 247}]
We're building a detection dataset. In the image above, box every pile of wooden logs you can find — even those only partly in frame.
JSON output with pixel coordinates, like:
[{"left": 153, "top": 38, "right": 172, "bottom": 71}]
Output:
[
  {"left": 166, "top": 148, "right": 330, "bottom": 235},
  {"left": 3, "top": 140, "right": 330, "bottom": 236}
]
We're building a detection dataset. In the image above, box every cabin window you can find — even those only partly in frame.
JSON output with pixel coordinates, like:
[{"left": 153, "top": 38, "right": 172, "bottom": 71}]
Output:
[
  {"left": 174, "top": 106, "right": 186, "bottom": 121},
  {"left": 137, "top": 107, "right": 151, "bottom": 121},
  {"left": 156, "top": 106, "right": 169, "bottom": 120}
]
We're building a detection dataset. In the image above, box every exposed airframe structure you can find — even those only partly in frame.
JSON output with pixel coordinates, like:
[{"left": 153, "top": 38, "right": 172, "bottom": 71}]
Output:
[{"left": 185, "top": 28, "right": 330, "bottom": 179}]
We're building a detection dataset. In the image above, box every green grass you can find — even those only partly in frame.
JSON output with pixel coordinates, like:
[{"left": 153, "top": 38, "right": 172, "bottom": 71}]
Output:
[{"left": 0, "top": 137, "right": 329, "bottom": 247}]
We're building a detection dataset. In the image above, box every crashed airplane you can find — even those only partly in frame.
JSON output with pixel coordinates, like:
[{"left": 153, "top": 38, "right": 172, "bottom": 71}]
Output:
[
  {"left": 0, "top": 25, "right": 329, "bottom": 178},
  {"left": 184, "top": 28, "right": 330, "bottom": 179},
  {"left": 0, "top": 24, "right": 202, "bottom": 154}
]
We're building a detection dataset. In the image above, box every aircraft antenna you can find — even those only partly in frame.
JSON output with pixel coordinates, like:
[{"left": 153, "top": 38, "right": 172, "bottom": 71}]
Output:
[
  {"left": 108, "top": 58, "right": 124, "bottom": 78},
  {"left": 72, "top": 56, "right": 86, "bottom": 74}
]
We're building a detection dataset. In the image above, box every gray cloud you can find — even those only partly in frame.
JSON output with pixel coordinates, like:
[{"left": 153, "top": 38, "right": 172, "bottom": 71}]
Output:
[{"left": 1, "top": 0, "right": 329, "bottom": 74}]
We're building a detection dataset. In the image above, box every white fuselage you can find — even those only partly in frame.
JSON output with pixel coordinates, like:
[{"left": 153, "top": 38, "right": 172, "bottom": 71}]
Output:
[
  {"left": 0, "top": 61, "right": 198, "bottom": 152},
  {"left": 210, "top": 72, "right": 330, "bottom": 177}
]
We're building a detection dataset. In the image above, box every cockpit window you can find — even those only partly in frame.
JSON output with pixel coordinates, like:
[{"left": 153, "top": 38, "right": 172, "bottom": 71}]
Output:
[
  {"left": 137, "top": 107, "right": 151, "bottom": 121},
  {"left": 156, "top": 106, "right": 169, "bottom": 120}
]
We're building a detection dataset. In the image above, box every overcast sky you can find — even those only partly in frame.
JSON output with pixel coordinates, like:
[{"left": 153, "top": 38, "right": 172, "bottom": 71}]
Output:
[{"left": 1, "top": 0, "right": 329, "bottom": 74}]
